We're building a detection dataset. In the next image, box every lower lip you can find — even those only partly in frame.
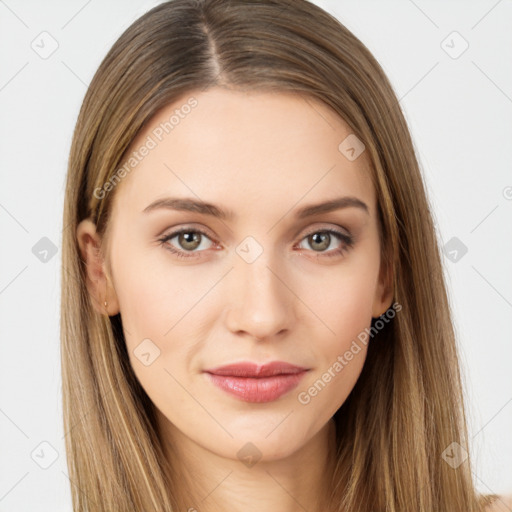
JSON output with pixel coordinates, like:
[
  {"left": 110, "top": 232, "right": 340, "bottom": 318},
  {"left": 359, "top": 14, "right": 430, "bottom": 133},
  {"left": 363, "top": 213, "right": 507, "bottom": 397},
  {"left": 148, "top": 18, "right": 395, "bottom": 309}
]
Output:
[{"left": 205, "top": 371, "right": 308, "bottom": 403}]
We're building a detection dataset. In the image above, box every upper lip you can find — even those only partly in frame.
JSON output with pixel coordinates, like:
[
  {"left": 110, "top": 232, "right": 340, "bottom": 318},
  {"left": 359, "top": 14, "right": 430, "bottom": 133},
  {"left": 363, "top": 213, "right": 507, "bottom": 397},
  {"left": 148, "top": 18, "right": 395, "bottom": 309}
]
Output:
[{"left": 204, "top": 361, "right": 308, "bottom": 378}]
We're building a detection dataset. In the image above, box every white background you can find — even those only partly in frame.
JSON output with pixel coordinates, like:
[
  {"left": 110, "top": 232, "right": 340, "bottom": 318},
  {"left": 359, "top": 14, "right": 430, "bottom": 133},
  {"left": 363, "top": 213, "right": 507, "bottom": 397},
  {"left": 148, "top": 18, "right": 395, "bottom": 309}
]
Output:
[{"left": 0, "top": 0, "right": 511, "bottom": 510}]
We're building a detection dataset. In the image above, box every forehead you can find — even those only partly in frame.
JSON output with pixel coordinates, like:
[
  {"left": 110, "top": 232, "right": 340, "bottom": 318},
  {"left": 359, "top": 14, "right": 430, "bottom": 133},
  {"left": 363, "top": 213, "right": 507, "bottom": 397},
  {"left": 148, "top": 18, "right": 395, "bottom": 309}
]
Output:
[{"left": 111, "top": 87, "right": 375, "bottom": 221}]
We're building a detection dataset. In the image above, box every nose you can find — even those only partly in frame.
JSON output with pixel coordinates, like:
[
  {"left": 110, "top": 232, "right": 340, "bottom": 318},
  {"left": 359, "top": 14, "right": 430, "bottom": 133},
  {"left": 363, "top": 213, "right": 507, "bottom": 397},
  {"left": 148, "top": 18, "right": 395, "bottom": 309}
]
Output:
[{"left": 223, "top": 253, "right": 296, "bottom": 341}]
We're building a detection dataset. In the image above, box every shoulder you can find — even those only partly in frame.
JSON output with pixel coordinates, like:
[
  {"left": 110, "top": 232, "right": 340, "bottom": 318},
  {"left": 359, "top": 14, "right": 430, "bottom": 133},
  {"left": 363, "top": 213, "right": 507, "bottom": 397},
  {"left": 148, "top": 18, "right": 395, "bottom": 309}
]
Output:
[{"left": 484, "top": 494, "right": 512, "bottom": 512}]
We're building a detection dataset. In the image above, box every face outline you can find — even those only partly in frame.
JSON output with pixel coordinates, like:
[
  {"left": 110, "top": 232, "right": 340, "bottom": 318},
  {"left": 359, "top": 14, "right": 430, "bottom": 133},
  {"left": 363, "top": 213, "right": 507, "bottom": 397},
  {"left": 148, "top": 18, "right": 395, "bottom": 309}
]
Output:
[{"left": 77, "top": 87, "right": 393, "bottom": 465}]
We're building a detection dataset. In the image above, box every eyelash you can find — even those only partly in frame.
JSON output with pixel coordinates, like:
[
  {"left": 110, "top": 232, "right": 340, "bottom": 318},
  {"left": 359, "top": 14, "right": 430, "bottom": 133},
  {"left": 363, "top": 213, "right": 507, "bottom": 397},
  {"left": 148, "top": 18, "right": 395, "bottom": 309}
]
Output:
[{"left": 157, "top": 227, "right": 355, "bottom": 260}]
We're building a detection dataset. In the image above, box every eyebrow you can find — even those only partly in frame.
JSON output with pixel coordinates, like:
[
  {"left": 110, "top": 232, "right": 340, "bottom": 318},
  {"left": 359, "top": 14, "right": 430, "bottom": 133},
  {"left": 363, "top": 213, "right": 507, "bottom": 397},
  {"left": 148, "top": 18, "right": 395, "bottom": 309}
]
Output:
[{"left": 142, "top": 196, "right": 369, "bottom": 219}]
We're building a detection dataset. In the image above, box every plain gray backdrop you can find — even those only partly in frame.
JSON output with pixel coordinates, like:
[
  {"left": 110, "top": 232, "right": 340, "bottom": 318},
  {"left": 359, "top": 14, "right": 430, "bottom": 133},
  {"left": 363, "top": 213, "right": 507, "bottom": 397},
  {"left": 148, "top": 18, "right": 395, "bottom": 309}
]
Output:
[{"left": 1, "top": 0, "right": 511, "bottom": 510}]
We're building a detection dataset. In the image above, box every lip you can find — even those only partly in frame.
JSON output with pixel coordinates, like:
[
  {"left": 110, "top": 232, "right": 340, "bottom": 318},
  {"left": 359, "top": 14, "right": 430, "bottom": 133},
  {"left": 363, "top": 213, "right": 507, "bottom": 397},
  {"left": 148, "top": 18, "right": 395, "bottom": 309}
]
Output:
[{"left": 203, "top": 361, "right": 309, "bottom": 403}]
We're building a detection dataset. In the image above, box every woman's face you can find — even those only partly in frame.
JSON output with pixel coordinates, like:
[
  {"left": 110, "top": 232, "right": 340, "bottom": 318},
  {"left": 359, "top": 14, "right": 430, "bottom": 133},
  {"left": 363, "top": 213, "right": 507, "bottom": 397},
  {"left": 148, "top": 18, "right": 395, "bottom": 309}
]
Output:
[{"left": 85, "top": 87, "right": 392, "bottom": 462}]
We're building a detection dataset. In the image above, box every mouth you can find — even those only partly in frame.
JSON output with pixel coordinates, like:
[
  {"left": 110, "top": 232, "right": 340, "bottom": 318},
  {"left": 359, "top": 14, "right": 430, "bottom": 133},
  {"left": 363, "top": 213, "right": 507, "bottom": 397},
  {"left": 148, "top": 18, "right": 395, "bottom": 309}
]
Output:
[{"left": 203, "top": 361, "right": 309, "bottom": 403}]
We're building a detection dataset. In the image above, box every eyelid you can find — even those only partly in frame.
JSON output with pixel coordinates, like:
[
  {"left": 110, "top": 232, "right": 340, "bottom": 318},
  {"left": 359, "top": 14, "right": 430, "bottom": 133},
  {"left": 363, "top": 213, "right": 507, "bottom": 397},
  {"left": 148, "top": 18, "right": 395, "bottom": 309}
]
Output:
[
  {"left": 158, "top": 223, "right": 216, "bottom": 239},
  {"left": 299, "top": 223, "right": 351, "bottom": 239}
]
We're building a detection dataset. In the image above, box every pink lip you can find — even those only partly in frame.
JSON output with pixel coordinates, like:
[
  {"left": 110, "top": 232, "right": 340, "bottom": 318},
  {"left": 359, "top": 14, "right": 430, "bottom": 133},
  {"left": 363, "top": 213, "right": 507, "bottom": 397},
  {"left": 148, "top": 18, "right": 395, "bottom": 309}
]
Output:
[{"left": 203, "top": 362, "right": 309, "bottom": 403}]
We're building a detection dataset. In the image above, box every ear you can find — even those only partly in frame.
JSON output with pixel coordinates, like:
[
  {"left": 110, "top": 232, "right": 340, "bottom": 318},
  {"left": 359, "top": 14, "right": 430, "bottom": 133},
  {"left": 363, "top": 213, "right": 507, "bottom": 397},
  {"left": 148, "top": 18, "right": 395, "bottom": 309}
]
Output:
[
  {"left": 372, "top": 257, "right": 394, "bottom": 318},
  {"left": 76, "top": 218, "right": 120, "bottom": 316}
]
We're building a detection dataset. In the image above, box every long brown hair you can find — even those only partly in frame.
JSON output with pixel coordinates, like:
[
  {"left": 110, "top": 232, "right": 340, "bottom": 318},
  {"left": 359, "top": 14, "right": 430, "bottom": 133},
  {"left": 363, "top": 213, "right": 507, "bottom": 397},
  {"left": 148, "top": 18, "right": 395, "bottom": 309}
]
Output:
[{"left": 61, "top": 0, "right": 496, "bottom": 510}]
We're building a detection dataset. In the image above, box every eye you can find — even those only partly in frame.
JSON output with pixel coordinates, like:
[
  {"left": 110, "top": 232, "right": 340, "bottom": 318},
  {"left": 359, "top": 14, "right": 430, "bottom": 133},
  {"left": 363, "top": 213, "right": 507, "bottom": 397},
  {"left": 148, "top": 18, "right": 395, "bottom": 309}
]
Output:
[
  {"left": 295, "top": 228, "right": 354, "bottom": 258},
  {"left": 158, "top": 228, "right": 217, "bottom": 259},
  {"left": 158, "top": 226, "right": 355, "bottom": 260}
]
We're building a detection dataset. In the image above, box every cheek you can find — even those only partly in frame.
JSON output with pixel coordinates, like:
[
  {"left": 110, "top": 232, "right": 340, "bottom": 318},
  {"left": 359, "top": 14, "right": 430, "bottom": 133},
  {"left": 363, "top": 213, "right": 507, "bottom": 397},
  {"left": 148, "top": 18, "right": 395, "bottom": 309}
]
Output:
[
  {"left": 108, "top": 239, "right": 181, "bottom": 379},
  {"left": 110, "top": 243, "right": 216, "bottom": 391},
  {"left": 112, "top": 255, "right": 201, "bottom": 415},
  {"left": 296, "top": 249, "right": 379, "bottom": 410},
  {"left": 296, "top": 279, "right": 374, "bottom": 417},
  {"left": 304, "top": 253, "right": 380, "bottom": 349},
  {"left": 111, "top": 239, "right": 196, "bottom": 337},
  {"left": 327, "top": 275, "right": 375, "bottom": 343},
  {"left": 296, "top": 343, "right": 367, "bottom": 427}
]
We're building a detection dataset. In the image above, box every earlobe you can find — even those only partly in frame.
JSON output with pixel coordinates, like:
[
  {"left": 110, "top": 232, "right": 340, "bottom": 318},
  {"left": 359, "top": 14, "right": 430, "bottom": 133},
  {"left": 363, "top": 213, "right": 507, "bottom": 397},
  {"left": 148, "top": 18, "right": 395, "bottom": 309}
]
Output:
[{"left": 76, "top": 219, "right": 120, "bottom": 316}]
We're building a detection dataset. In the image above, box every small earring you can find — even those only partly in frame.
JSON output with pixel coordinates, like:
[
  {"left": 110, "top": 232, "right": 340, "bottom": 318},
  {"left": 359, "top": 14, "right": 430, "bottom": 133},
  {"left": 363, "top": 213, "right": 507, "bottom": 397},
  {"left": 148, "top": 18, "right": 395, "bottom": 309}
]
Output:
[{"left": 104, "top": 300, "right": 108, "bottom": 308}]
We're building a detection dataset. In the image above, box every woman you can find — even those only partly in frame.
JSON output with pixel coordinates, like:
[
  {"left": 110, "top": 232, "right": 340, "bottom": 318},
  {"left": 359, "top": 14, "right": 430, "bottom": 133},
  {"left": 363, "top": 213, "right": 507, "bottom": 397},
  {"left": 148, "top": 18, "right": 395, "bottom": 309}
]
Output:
[{"left": 61, "top": 0, "right": 508, "bottom": 510}]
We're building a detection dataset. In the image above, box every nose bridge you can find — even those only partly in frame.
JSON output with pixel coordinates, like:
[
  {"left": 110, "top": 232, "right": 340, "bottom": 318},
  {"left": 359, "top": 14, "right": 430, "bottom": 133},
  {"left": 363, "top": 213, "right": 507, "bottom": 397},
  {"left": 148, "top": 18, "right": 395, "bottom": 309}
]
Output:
[{"left": 224, "top": 238, "right": 295, "bottom": 339}]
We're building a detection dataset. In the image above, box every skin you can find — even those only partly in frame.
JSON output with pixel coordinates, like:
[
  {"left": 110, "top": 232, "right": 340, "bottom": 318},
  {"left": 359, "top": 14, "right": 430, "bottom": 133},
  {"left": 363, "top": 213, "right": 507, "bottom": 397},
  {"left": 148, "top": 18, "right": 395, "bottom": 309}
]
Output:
[{"left": 77, "top": 87, "right": 393, "bottom": 511}]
